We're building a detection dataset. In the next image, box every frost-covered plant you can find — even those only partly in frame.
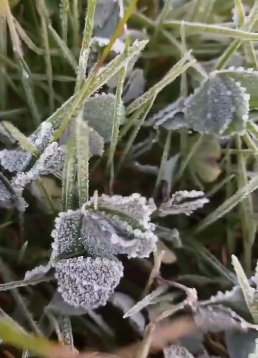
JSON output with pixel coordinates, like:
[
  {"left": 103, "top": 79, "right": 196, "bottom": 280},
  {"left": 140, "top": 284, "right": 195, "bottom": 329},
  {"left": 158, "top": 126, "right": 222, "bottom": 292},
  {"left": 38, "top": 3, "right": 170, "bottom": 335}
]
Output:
[{"left": 148, "top": 67, "right": 258, "bottom": 137}]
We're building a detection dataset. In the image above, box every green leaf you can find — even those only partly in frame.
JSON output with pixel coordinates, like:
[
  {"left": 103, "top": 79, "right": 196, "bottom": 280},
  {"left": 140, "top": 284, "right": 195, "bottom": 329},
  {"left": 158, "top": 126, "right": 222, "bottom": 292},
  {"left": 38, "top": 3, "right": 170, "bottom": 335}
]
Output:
[{"left": 83, "top": 93, "right": 125, "bottom": 142}]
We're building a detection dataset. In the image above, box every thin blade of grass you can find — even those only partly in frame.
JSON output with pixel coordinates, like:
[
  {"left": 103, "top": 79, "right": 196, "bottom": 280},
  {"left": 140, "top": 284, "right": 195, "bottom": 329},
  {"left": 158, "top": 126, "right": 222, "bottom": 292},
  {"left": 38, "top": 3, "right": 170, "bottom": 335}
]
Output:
[
  {"left": 195, "top": 174, "right": 258, "bottom": 233},
  {"left": 76, "top": 114, "right": 89, "bottom": 206},
  {"left": 2, "top": 121, "right": 39, "bottom": 155},
  {"left": 62, "top": 126, "right": 77, "bottom": 211}
]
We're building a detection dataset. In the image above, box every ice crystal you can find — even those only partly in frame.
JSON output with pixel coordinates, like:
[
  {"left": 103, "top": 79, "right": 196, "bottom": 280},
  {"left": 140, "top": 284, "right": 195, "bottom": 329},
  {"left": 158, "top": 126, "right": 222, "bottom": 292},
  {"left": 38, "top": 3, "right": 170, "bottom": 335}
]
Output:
[
  {"left": 159, "top": 190, "right": 209, "bottom": 216},
  {"left": 24, "top": 262, "right": 52, "bottom": 281},
  {"left": 55, "top": 256, "right": 123, "bottom": 310}
]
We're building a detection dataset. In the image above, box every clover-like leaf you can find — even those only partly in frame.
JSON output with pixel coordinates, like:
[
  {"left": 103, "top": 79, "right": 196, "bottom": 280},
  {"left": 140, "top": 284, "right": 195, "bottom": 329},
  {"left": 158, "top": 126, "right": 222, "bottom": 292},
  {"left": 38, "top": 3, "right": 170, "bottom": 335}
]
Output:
[
  {"left": 219, "top": 67, "right": 258, "bottom": 108},
  {"left": 31, "top": 142, "right": 66, "bottom": 178},
  {"left": 226, "top": 330, "right": 258, "bottom": 358},
  {"left": 0, "top": 122, "right": 54, "bottom": 173},
  {"left": 83, "top": 93, "right": 125, "bottom": 142},
  {"left": 158, "top": 190, "right": 209, "bottom": 216},
  {"left": 183, "top": 71, "right": 250, "bottom": 135},
  {"left": 93, "top": 0, "right": 123, "bottom": 40},
  {"left": 55, "top": 256, "right": 123, "bottom": 310},
  {"left": 83, "top": 193, "right": 158, "bottom": 258},
  {"left": 122, "top": 69, "right": 146, "bottom": 104},
  {"left": 163, "top": 345, "right": 194, "bottom": 358},
  {"left": 51, "top": 210, "right": 84, "bottom": 261},
  {"left": 194, "top": 305, "right": 258, "bottom": 333}
]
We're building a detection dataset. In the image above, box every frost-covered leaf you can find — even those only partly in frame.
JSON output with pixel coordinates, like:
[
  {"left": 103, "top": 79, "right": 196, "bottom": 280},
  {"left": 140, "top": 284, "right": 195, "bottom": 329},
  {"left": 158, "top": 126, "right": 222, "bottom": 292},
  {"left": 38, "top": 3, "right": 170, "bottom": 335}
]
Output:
[
  {"left": 0, "top": 173, "right": 19, "bottom": 209},
  {"left": 83, "top": 93, "right": 125, "bottom": 143},
  {"left": 51, "top": 210, "right": 84, "bottom": 261},
  {"left": 81, "top": 208, "right": 158, "bottom": 259},
  {"left": 110, "top": 292, "right": 146, "bottom": 334},
  {"left": 83, "top": 193, "right": 158, "bottom": 258},
  {"left": 24, "top": 262, "right": 52, "bottom": 281},
  {"left": 194, "top": 305, "right": 256, "bottom": 333},
  {"left": 183, "top": 71, "right": 250, "bottom": 135},
  {"left": 219, "top": 67, "right": 258, "bottom": 108},
  {"left": 55, "top": 256, "right": 123, "bottom": 310},
  {"left": 93, "top": 0, "right": 123, "bottom": 40},
  {"left": 30, "top": 143, "right": 66, "bottom": 178},
  {"left": 122, "top": 69, "right": 145, "bottom": 104},
  {"left": 0, "top": 122, "right": 54, "bottom": 173},
  {"left": 10, "top": 143, "right": 65, "bottom": 200},
  {"left": 226, "top": 330, "right": 258, "bottom": 358},
  {"left": 146, "top": 97, "right": 188, "bottom": 131},
  {"left": 188, "top": 135, "right": 221, "bottom": 183},
  {"left": 158, "top": 190, "right": 209, "bottom": 216},
  {"left": 45, "top": 292, "right": 88, "bottom": 316},
  {"left": 163, "top": 345, "right": 194, "bottom": 358},
  {"left": 204, "top": 285, "right": 249, "bottom": 315}
]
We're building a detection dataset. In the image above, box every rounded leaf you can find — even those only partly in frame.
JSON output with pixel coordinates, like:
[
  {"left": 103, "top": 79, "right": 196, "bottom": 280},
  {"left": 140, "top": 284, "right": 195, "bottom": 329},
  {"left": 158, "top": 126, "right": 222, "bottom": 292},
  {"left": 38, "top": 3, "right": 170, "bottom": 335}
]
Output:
[{"left": 55, "top": 256, "right": 123, "bottom": 310}]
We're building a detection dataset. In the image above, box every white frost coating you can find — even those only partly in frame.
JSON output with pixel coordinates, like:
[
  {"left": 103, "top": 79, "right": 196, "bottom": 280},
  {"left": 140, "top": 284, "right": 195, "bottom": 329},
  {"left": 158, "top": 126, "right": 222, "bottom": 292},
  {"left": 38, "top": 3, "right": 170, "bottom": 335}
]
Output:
[
  {"left": 0, "top": 122, "right": 54, "bottom": 173},
  {"left": 30, "top": 142, "right": 65, "bottom": 177},
  {"left": 55, "top": 256, "right": 123, "bottom": 310},
  {"left": 51, "top": 210, "right": 83, "bottom": 261},
  {"left": 91, "top": 37, "right": 125, "bottom": 54},
  {"left": 83, "top": 193, "right": 158, "bottom": 258},
  {"left": 24, "top": 262, "right": 52, "bottom": 280},
  {"left": 84, "top": 193, "right": 156, "bottom": 230},
  {"left": 159, "top": 190, "right": 209, "bottom": 216},
  {"left": 164, "top": 345, "right": 194, "bottom": 358}
]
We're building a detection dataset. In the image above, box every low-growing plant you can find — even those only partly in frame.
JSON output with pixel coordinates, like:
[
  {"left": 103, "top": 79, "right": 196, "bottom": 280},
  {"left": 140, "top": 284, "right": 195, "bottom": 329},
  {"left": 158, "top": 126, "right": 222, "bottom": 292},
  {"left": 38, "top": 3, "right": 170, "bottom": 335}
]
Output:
[{"left": 1, "top": 0, "right": 258, "bottom": 358}]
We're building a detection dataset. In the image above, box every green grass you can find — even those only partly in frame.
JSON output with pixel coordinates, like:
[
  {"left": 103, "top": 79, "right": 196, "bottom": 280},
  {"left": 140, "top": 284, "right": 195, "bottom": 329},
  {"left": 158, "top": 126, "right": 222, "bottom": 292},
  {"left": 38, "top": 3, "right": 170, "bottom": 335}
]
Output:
[{"left": 1, "top": 0, "right": 258, "bottom": 357}]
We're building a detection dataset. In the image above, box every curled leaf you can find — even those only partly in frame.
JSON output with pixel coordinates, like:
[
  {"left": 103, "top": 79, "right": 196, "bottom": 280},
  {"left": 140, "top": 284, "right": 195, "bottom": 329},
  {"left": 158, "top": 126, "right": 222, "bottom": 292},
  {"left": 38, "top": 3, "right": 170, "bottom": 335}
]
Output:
[{"left": 158, "top": 190, "right": 209, "bottom": 216}]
